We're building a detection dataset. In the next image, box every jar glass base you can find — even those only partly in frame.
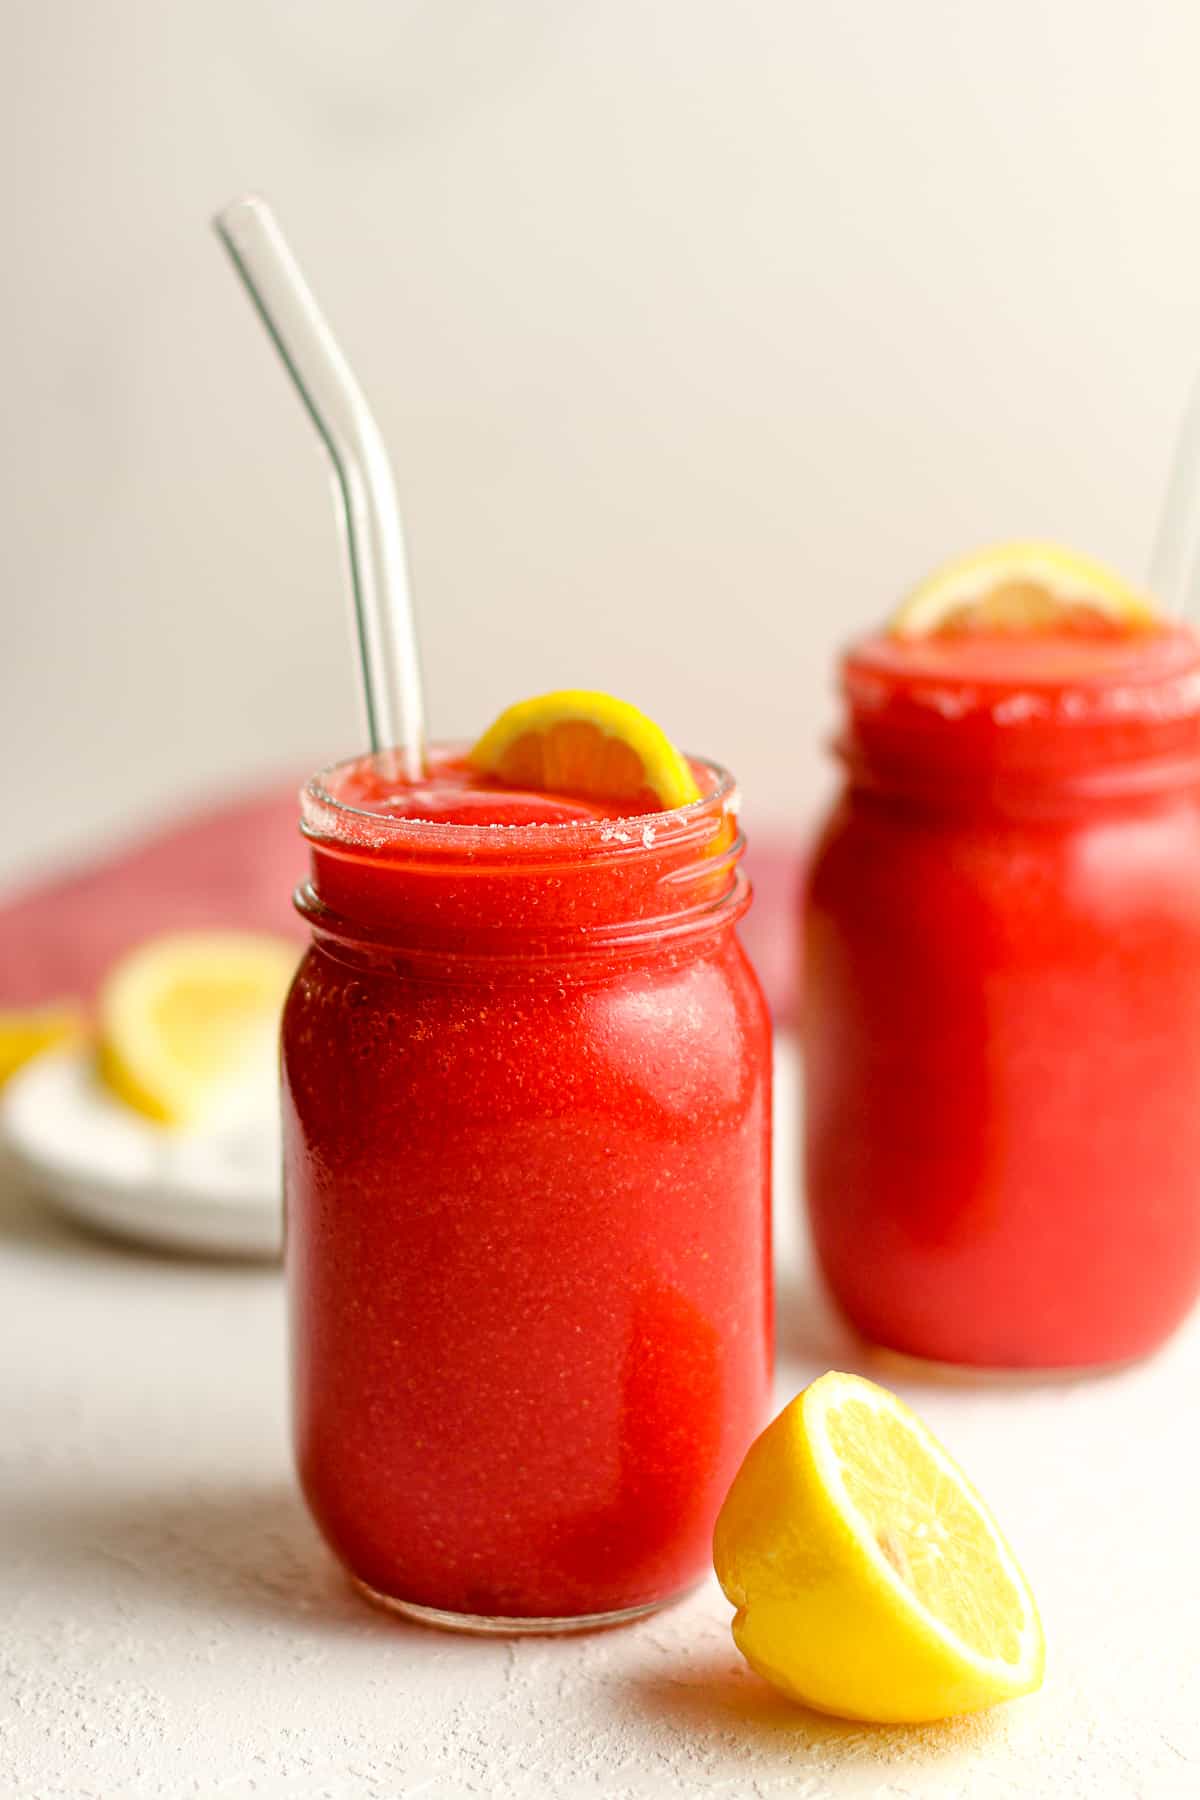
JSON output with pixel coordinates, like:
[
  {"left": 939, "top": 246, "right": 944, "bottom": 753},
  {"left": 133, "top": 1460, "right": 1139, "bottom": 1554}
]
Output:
[
  {"left": 866, "top": 1342, "right": 1149, "bottom": 1386},
  {"left": 352, "top": 1578, "right": 696, "bottom": 1636}
]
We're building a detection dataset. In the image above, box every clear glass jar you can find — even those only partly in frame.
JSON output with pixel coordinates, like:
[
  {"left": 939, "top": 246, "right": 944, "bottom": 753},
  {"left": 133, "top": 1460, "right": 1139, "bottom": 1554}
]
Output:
[
  {"left": 804, "top": 627, "right": 1200, "bottom": 1371},
  {"left": 283, "top": 749, "right": 773, "bottom": 1629}
]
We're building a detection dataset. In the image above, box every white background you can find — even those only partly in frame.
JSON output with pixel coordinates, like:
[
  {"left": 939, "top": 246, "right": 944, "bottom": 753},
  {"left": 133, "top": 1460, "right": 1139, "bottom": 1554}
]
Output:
[{"left": 6, "top": 0, "right": 1200, "bottom": 884}]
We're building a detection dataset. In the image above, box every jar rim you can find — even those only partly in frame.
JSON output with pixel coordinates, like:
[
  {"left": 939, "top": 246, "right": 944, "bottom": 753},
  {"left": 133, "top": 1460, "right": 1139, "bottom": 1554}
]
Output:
[
  {"left": 843, "top": 624, "right": 1200, "bottom": 732},
  {"left": 301, "top": 744, "right": 739, "bottom": 860},
  {"left": 834, "top": 626, "right": 1200, "bottom": 806}
]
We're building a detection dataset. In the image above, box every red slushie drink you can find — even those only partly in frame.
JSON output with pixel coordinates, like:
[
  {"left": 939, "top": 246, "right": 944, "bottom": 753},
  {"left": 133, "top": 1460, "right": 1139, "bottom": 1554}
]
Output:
[{"left": 284, "top": 727, "right": 772, "bottom": 1628}]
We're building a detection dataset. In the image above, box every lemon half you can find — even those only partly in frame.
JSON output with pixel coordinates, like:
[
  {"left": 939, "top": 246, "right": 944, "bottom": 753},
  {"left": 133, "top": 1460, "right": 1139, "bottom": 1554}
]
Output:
[
  {"left": 470, "top": 691, "right": 700, "bottom": 813},
  {"left": 97, "top": 932, "right": 299, "bottom": 1127},
  {"left": 714, "top": 1372, "right": 1045, "bottom": 1723},
  {"left": 891, "top": 541, "right": 1158, "bottom": 639},
  {"left": 0, "top": 1006, "right": 84, "bottom": 1086}
]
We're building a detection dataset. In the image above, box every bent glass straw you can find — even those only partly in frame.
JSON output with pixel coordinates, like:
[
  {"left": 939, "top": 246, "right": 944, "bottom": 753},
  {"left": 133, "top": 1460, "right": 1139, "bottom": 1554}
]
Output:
[
  {"left": 213, "top": 196, "right": 426, "bottom": 778},
  {"left": 1148, "top": 367, "right": 1200, "bottom": 615}
]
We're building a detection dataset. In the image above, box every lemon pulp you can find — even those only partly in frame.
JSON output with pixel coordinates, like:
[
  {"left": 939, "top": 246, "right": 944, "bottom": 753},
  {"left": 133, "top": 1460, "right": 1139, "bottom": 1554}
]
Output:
[
  {"left": 470, "top": 690, "right": 700, "bottom": 812},
  {"left": 891, "top": 541, "right": 1158, "bottom": 639},
  {"left": 97, "top": 931, "right": 299, "bottom": 1127}
]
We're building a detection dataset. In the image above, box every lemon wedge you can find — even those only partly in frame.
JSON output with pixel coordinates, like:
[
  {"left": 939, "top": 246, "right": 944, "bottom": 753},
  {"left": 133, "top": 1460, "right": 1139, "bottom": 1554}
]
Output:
[
  {"left": 0, "top": 1005, "right": 84, "bottom": 1086},
  {"left": 469, "top": 691, "right": 701, "bottom": 812},
  {"left": 97, "top": 932, "right": 299, "bottom": 1127},
  {"left": 891, "top": 541, "right": 1158, "bottom": 638},
  {"left": 713, "top": 1372, "right": 1045, "bottom": 1723}
]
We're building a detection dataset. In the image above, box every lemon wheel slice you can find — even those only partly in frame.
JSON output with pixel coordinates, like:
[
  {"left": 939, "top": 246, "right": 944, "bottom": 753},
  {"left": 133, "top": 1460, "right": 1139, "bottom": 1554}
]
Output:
[
  {"left": 891, "top": 541, "right": 1158, "bottom": 639},
  {"left": 469, "top": 691, "right": 701, "bottom": 813},
  {"left": 0, "top": 1005, "right": 84, "bottom": 1086},
  {"left": 97, "top": 932, "right": 299, "bottom": 1127},
  {"left": 713, "top": 1372, "right": 1045, "bottom": 1723}
]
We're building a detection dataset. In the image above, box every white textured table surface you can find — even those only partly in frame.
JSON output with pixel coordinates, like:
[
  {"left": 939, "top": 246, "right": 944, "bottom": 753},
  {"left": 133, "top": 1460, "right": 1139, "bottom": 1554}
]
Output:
[{"left": 3, "top": 1051, "right": 1199, "bottom": 1799}]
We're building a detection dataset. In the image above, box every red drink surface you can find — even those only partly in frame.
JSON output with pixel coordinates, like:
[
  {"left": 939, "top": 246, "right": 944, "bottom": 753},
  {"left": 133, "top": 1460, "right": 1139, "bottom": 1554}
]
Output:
[
  {"left": 283, "top": 749, "right": 772, "bottom": 1620},
  {"left": 328, "top": 751, "right": 632, "bottom": 826},
  {"left": 805, "top": 625, "right": 1200, "bottom": 1369}
]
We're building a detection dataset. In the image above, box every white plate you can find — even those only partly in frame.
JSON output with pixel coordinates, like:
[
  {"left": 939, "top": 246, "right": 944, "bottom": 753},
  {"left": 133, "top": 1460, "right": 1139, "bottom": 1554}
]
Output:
[{"left": 1, "top": 1046, "right": 282, "bottom": 1259}]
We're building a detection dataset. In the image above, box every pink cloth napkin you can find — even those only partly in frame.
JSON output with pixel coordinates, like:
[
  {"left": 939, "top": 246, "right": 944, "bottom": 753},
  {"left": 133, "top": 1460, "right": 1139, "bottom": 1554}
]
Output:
[
  {"left": 0, "top": 788, "right": 306, "bottom": 1012},
  {"left": 738, "top": 831, "right": 803, "bottom": 1027},
  {"left": 0, "top": 792, "right": 801, "bottom": 1024}
]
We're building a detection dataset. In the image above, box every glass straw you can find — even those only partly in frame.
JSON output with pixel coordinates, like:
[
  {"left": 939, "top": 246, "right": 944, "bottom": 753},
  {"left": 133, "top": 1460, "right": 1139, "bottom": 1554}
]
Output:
[
  {"left": 213, "top": 195, "right": 426, "bottom": 779},
  {"left": 1149, "top": 367, "right": 1200, "bottom": 615}
]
